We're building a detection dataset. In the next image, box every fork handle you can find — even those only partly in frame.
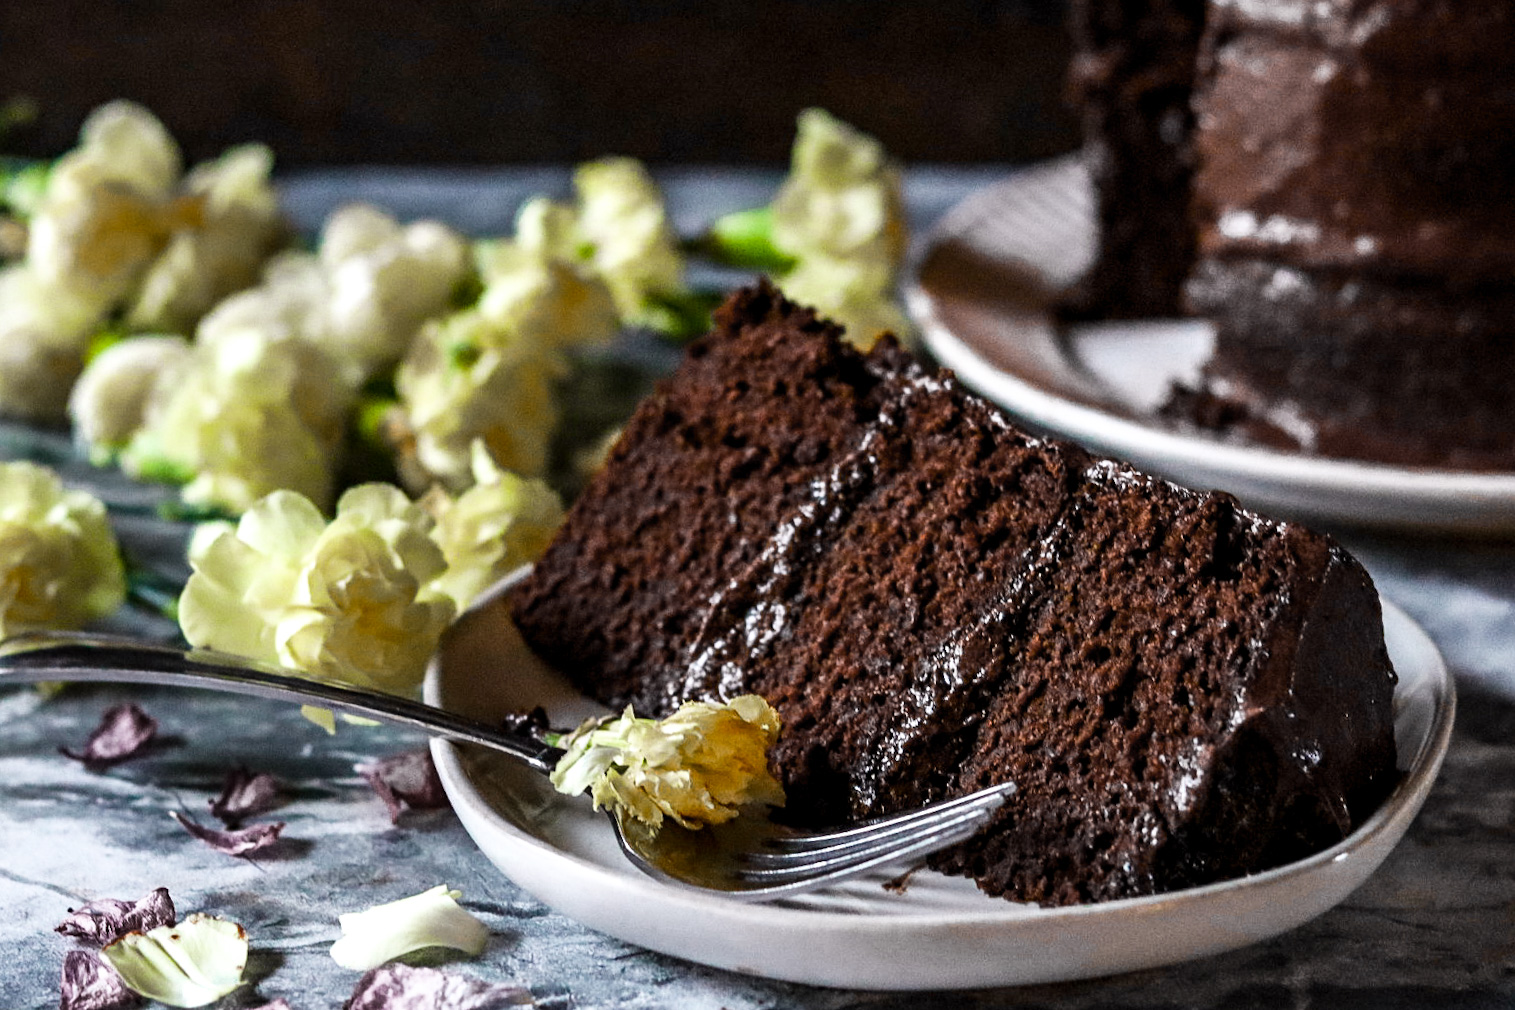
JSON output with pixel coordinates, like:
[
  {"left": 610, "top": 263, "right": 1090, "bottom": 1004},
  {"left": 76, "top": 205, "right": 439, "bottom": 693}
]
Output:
[{"left": 0, "top": 631, "right": 565, "bottom": 773}]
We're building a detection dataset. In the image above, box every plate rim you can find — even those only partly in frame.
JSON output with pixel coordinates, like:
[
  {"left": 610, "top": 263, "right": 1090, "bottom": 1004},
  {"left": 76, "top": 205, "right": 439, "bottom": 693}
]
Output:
[
  {"left": 424, "top": 581, "right": 1454, "bottom": 988},
  {"left": 904, "top": 157, "right": 1515, "bottom": 533}
]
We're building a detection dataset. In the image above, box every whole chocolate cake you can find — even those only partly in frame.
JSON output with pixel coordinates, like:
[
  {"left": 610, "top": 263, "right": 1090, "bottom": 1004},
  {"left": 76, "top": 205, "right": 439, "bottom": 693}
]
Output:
[
  {"left": 1069, "top": 0, "right": 1515, "bottom": 468},
  {"left": 509, "top": 283, "right": 1399, "bottom": 906}
]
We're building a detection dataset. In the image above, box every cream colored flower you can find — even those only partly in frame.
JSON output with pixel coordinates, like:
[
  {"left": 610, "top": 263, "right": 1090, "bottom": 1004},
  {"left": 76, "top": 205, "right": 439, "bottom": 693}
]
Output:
[
  {"left": 122, "top": 330, "right": 353, "bottom": 513},
  {"left": 507, "top": 159, "right": 685, "bottom": 327},
  {"left": 319, "top": 205, "right": 472, "bottom": 381},
  {"left": 328, "top": 886, "right": 488, "bottom": 972},
  {"left": 766, "top": 109, "right": 910, "bottom": 349},
  {"left": 0, "top": 259, "right": 116, "bottom": 422},
  {"left": 178, "top": 485, "right": 455, "bottom": 695},
  {"left": 475, "top": 241, "right": 618, "bottom": 351},
  {"left": 0, "top": 461, "right": 125, "bottom": 638},
  {"left": 68, "top": 334, "right": 192, "bottom": 455},
  {"left": 572, "top": 157, "right": 685, "bottom": 323},
  {"left": 422, "top": 441, "right": 563, "bottom": 609},
  {"left": 194, "top": 251, "right": 329, "bottom": 349},
  {"left": 57, "top": 100, "right": 182, "bottom": 202},
  {"left": 771, "top": 108, "right": 905, "bottom": 270},
  {"left": 0, "top": 265, "right": 102, "bottom": 422},
  {"left": 778, "top": 256, "right": 911, "bottom": 351},
  {"left": 510, "top": 196, "right": 581, "bottom": 264},
  {"left": 127, "top": 144, "right": 285, "bottom": 333},
  {"left": 102, "top": 914, "right": 246, "bottom": 1008},
  {"left": 28, "top": 103, "right": 194, "bottom": 308},
  {"left": 395, "top": 309, "right": 565, "bottom": 492},
  {"left": 551, "top": 695, "right": 785, "bottom": 831}
]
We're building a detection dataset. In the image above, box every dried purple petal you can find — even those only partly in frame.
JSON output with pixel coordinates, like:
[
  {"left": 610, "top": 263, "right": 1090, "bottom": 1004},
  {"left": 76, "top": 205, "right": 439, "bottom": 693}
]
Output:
[
  {"left": 171, "top": 811, "right": 285, "bottom": 857},
  {"left": 56, "top": 888, "right": 176, "bottom": 947},
  {"left": 357, "top": 750, "right": 449, "bottom": 824},
  {"left": 209, "top": 765, "right": 282, "bottom": 827},
  {"left": 60, "top": 704, "right": 158, "bottom": 769},
  {"left": 59, "top": 949, "right": 141, "bottom": 1010},
  {"left": 345, "top": 964, "right": 533, "bottom": 1010},
  {"left": 247, "top": 1002, "right": 295, "bottom": 1010}
]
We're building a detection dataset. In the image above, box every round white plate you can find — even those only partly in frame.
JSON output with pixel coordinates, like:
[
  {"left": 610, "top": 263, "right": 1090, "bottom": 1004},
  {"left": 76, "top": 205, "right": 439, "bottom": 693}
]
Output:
[
  {"left": 904, "top": 156, "right": 1515, "bottom": 535},
  {"left": 425, "top": 574, "right": 1454, "bottom": 991}
]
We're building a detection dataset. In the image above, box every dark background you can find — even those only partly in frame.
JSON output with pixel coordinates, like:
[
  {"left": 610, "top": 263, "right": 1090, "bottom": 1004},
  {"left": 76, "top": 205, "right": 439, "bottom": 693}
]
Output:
[{"left": 0, "top": 0, "right": 1077, "bottom": 166}]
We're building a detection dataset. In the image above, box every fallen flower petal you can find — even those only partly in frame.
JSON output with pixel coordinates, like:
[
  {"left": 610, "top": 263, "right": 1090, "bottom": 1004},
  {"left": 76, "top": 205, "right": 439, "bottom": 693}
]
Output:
[
  {"left": 247, "top": 1001, "right": 295, "bottom": 1010},
  {"left": 171, "top": 811, "right": 285, "bottom": 857},
  {"left": 60, "top": 949, "right": 141, "bottom": 1010},
  {"left": 345, "top": 963, "right": 532, "bottom": 1010},
  {"left": 330, "top": 885, "right": 488, "bottom": 972},
  {"left": 102, "top": 913, "right": 247, "bottom": 1008},
  {"left": 357, "top": 749, "right": 448, "bottom": 823},
  {"left": 60, "top": 703, "right": 158, "bottom": 769},
  {"left": 208, "top": 765, "right": 282, "bottom": 827},
  {"left": 56, "top": 888, "right": 176, "bottom": 947}
]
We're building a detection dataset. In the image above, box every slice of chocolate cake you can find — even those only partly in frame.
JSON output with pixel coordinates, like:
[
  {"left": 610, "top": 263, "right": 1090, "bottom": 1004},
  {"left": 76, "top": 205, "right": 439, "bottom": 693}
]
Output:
[{"left": 509, "top": 282, "right": 1398, "bottom": 906}]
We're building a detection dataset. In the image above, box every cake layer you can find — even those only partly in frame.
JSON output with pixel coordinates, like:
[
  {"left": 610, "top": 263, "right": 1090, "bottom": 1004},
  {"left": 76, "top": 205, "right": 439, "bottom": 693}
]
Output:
[
  {"left": 509, "top": 284, "right": 1400, "bottom": 905},
  {"left": 1191, "top": 17, "right": 1515, "bottom": 281},
  {"left": 1062, "top": 0, "right": 1206, "bottom": 319},
  {"left": 1184, "top": 258, "right": 1515, "bottom": 468}
]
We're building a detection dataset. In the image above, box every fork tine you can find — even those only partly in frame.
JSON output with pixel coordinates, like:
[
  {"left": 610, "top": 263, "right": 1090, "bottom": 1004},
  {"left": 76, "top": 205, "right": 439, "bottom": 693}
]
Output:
[
  {"left": 760, "top": 781, "right": 1016, "bottom": 854},
  {"left": 743, "top": 784, "right": 1014, "bottom": 868},
  {"left": 734, "top": 805, "right": 998, "bottom": 887}
]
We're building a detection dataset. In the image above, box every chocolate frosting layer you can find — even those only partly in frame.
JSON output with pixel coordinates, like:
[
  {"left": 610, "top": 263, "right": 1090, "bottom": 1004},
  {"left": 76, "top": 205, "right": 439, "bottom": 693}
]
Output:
[{"left": 1192, "top": 16, "right": 1515, "bottom": 280}]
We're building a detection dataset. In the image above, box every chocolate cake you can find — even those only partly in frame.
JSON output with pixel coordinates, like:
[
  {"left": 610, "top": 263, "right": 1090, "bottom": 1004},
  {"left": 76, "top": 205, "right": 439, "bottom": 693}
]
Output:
[
  {"left": 509, "top": 283, "right": 1399, "bottom": 906},
  {"left": 1068, "top": 0, "right": 1515, "bottom": 468}
]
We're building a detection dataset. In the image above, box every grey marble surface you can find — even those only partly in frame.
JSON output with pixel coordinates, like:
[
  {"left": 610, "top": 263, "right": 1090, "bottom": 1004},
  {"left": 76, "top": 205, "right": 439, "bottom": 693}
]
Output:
[{"left": 4, "top": 168, "right": 1514, "bottom": 1009}]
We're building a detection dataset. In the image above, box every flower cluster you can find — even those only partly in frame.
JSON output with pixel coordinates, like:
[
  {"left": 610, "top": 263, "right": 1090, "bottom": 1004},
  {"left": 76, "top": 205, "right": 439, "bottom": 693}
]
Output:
[
  {"left": 0, "top": 101, "right": 281, "bottom": 422},
  {"left": 178, "top": 460, "right": 561, "bottom": 694},
  {"left": 0, "top": 461, "right": 125, "bottom": 638},
  {"left": 550, "top": 695, "right": 786, "bottom": 831}
]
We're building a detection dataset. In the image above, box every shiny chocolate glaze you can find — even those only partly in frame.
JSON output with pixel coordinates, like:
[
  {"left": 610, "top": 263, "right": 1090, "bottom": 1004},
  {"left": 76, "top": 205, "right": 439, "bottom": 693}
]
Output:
[{"left": 1192, "top": 1, "right": 1515, "bottom": 281}]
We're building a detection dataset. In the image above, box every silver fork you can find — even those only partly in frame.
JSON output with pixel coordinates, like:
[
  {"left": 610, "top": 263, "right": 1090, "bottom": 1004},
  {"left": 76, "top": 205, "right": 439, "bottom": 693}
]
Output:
[{"left": 0, "top": 632, "right": 1014, "bottom": 902}]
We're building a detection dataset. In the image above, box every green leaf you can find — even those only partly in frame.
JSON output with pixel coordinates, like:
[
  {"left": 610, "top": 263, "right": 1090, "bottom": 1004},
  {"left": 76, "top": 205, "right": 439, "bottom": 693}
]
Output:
[
  {"left": 636, "top": 288, "right": 724, "bottom": 344},
  {"left": 706, "top": 206, "right": 796, "bottom": 272}
]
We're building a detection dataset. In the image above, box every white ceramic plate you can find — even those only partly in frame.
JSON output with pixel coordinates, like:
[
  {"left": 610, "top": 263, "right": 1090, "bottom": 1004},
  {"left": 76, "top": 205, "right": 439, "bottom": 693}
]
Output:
[
  {"left": 904, "top": 156, "right": 1515, "bottom": 535},
  {"left": 425, "top": 574, "right": 1454, "bottom": 991}
]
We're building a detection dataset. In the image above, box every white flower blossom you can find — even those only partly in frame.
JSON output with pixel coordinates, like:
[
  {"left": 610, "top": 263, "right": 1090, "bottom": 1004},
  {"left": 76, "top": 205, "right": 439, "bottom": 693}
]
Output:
[
  {"left": 768, "top": 109, "right": 910, "bottom": 350},
  {"left": 475, "top": 242, "right": 618, "bottom": 351},
  {"left": 27, "top": 103, "right": 189, "bottom": 307},
  {"left": 68, "top": 334, "right": 192, "bottom": 455},
  {"left": 551, "top": 696, "right": 785, "bottom": 831},
  {"left": 422, "top": 441, "right": 563, "bottom": 609},
  {"left": 394, "top": 308, "right": 565, "bottom": 492},
  {"left": 178, "top": 485, "right": 455, "bottom": 695},
  {"left": 778, "top": 255, "right": 912, "bottom": 350},
  {"left": 771, "top": 108, "right": 905, "bottom": 269},
  {"left": 572, "top": 157, "right": 685, "bottom": 323},
  {"left": 127, "top": 144, "right": 285, "bottom": 333},
  {"left": 0, "top": 461, "right": 125, "bottom": 638},
  {"left": 318, "top": 205, "right": 472, "bottom": 381},
  {"left": 508, "top": 158, "right": 686, "bottom": 327},
  {"left": 122, "top": 330, "right": 353, "bottom": 512},
  {"left": 0, "top": 263, "right": 104, "bottom": 421}
]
